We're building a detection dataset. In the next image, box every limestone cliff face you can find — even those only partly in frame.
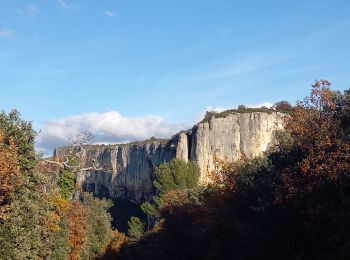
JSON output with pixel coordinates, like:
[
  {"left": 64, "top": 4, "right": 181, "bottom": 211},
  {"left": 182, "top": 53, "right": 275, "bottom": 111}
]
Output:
[
  {"left": 54, "top": 140, "right": 177, "bottom": 201},
  {"left": 190, "top": 112, "right": 285, "bottom": 182},
  {"left": 54, "top": 112, "right": 285, "bottom": 201}
]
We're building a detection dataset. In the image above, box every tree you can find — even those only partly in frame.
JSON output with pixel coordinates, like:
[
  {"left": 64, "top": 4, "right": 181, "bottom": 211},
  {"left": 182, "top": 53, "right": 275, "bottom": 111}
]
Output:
[
  {"left": 103, "top": 81, "right": 350, "bottom": 260},
  {"left": 48, "top": 194, "right": 72, "bottom": 260},
  {"left": 0, "top": 110, "right": 117, "bottom": 259},
  {"left": 42, "top": 130, "right": 117, "bottom": 259},
  {"left": 282, "top": 80, "right": 350, "bottom": 196},
  {"left": 0, "top": 178, "right": 58, "bottom": 259},
  {"left": 273, "top": 101, "right": 293, "bottom": 112},
  {"left": 153, "top": 159, "right": 200, "bottom": 196},
  {"left": 103, "top": 230, "right": 128, "bottom": 258},
  {"left": 276, "top": 80, "right": 350, "bottom": 259},
  {"left": 81, "top": 192, "right": 113, "bottom": 259},
  {"left": 0, "top": 111, "right": 58, "bottom": 259},
  {"left": 59, "top": 169, "right": 75, "bottom": 199},
  {"left": 141, "top": 159, "right": 200, "bottom": 223},
  {"left": 68, "top": 131, "right": 94, "bottom": 148},
  {"left": 68, "top": 201, "right": 89, "bottom": 260},
  {"left": 127, "top": 216, "right": 145, "bottom": 241},
  {"left": 237, "top": 105, "right": 247, "bottom": 110},
  {"left": 0, "top": 132, "right": 21, "bottom": 220},
  {"left": 158, "top": 190, "right": 190, "bottom": 214},
  {"left": 0, "top": 110, "right": 36, "bottom": 176}
]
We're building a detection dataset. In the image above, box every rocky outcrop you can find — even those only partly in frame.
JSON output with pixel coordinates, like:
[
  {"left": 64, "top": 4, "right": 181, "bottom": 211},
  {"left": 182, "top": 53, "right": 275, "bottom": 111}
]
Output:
[
  {"left": 54, "top": 140, "right": 177, "bottom": 201},
  {"left": 190, "top": 112, "right": 285, "bottom": 182},
  {"left": 54, "top": 112, "right": 286, "bottom": 201}
]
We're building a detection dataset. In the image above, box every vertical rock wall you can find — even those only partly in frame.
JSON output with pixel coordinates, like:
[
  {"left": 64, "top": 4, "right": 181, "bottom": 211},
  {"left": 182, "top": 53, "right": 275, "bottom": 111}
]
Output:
[
  {"left": 54, "top": 112, "right": 285, "bottom": 201},
  {"left": 190, "top": 112, "right": 285, "bottom": 182}
]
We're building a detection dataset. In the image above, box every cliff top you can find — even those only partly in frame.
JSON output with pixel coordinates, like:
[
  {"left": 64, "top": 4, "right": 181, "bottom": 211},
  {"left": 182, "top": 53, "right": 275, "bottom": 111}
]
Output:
[
  {"left": 200, "top": 107, "right": 289, "bottom": 123},
  {"left": 54, "top": 110, "right": 287, "bottom": 155},
  {"left": 54, "top": 136, "right": 169, "bottom": 153},
  {"left": 127, "top": 136, "right": 169, "bottom": 146}
]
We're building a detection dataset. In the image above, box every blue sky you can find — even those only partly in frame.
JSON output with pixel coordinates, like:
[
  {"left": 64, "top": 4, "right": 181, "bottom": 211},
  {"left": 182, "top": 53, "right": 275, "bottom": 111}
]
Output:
[{"left": 1, "top": 0, "right": 350, "bottom": 153}]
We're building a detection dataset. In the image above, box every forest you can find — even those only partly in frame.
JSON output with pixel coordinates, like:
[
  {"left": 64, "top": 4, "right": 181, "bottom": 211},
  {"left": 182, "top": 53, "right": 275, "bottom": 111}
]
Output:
[{"left": 1, "top": 80, "right": 350, "bottom": 259}]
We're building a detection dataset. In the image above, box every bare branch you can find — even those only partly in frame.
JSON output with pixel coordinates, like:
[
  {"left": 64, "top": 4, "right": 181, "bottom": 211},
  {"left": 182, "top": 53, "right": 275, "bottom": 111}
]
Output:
[
  {"left": 43, "top": 160, "right": 64, "bottom": 169},
  {"left": 68, "top": 131, "right": 95, "bottom": 148}
]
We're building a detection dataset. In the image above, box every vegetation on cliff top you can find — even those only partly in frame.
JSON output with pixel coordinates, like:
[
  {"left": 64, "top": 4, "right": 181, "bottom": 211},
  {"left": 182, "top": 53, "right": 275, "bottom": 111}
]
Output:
[
  {"left": 201, "top": 101, "right": 293, "bottom": 123},
  {"left": 127, "top": 136, "right": 169, "bottom": 146},
  {"left": 55, "top": 136, "right": 170, "bottom": 152}
]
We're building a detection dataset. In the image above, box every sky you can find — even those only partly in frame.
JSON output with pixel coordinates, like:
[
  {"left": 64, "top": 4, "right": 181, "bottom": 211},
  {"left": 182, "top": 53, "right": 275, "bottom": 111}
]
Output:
[{"left": 0, "top": 0, "right": 350, "bottom": 155}]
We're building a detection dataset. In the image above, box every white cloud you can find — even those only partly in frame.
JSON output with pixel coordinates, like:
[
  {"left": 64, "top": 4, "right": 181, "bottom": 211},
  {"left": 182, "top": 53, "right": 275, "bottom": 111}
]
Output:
[
  {"left": 36, "top": 111, "right": 190, "bottom": 156},
  {"left": 0, "top": 29, "right": 15, "bottom": 40},
  {"left": 247, "top": 102, "right": 273, "bottom": 108},
  {"left": 103, "top": 10, "right": 115, "bottom": 17},
  {"left": 206, "top": 106, "right": 229, "bottom": 113},
  {"left": 36, "top": 105, "right": 275, "bottom": 156},
  {"left": 58, "top": 0, "right": 76, "bottom": 11}
]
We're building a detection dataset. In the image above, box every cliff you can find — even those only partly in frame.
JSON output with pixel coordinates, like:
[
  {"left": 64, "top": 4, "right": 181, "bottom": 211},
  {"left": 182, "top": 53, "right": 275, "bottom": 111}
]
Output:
[{"left": 54, "top": 111, "right": 286, "bottom": 201}]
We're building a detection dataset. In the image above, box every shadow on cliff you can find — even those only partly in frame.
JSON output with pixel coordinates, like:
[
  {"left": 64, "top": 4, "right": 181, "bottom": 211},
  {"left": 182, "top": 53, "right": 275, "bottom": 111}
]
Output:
[{"left": 108, "top": 198, "right": 145, "bottom": 233}]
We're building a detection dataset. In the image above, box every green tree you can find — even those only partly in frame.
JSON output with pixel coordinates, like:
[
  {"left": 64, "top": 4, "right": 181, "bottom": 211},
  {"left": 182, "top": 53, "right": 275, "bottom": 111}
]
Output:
[
  {"left": 237, "top": 104, "right": 247, "bottom": 110},
  {"left": 48, "top": 218, "right": 70, "bottom": 260},
  {"left": 142, "top": 159, "right": 200, "bottom": 225},
  {"left": 81, "top": 192, "right": 114, "bottom": 259},
  {"left": 58, "top": 169, "right": 75, "bottom": 200},
  {"left": 0, "top": 175, "right": 56, "bottom": 258},
  {"left": 0, "top": 110, "right": 36, "bottom": 175},
  {"left": 141, "top": 202, "right": 158, "bottom": 217},
  {"left": 0, "top": 110, "right": 57, "bottom": 259},
  {"left": 153, "top": 159, "right": 200, "bottom": 196},
  {"left": 127, "top": 216, "right": 145, "bottom": 241}
]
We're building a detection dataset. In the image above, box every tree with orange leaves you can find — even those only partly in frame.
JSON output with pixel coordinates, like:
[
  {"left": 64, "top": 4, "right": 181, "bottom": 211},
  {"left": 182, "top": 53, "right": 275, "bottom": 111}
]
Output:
[
  {"left": 102, "top": 230, "right": 128, "bottom": 258},
  {"left": 117, "top": 81, "right": 350, "bottom": 260},
  {"left": 68, "top": 201, "right": 89, "bottom": 260},
  {"left": 283, "top": 80, "right": 350, "bottom": 197},
  {"left": 274, "top": 80, "right": 350, "bottom": 259},
  {"left": 0, "top": 131, "right": 21, "bottom": 220}
]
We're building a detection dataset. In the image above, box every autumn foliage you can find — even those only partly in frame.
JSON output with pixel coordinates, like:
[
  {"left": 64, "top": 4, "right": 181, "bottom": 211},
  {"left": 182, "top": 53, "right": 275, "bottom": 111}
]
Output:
[
  {"left": 68, "top": 201, "right": 89, "bottom": 260},
  {"left": 1, "top": 82, "right": 350, "bottom": 259},
  {"left": 103, "top": 230, "right": 128, "bottom": 258},
  {"left": 0, "top": 110, "right": 117, "bottom": 259},
  {"left": 283, "top": 80, "right": 350, "bottom": 196},
  {"left": 117, "top": 81, "right": 350, "bottom": 260},
  {"left": 0, "top": 131, "right": 21, "bottom": 220}
]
